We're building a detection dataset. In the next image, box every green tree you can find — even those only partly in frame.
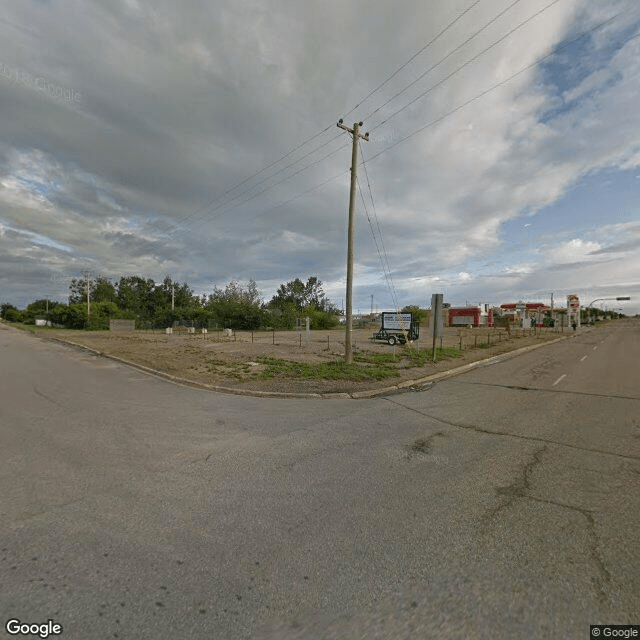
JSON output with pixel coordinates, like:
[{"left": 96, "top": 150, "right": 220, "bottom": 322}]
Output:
[
  {"left": 401, "top": 305, "right": 428, "bottom": 324},
  {"left": 49, "top": 303, "right": 71, "bottom": 327},
  {"left": 68, "top": 278, "right": 89, "bottom": 305},
  {"left": 1, "top": 303, "right": 22, "bottom": 322},
  {"left": 93, "top": 277, "right": 118, "bottom": 304},
  {"left": 268, "top": 277, "right": 338, "bottom": 329},
  {"left": 116, "top": 276, "right": 155, "bottom": 318},
  {"left": 269, "top": 276, "right": 335, "bottom": 311},
  {"left": 206, "top": 279, "right": 265, "bottom": 330}
]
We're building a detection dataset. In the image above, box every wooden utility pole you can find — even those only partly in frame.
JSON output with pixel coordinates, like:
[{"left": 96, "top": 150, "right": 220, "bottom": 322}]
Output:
[
  {"left": 84, "top": 271, "right": 92, "bottom": 323},
  {"left": 337, "top": 119, "right": 369, "bottom": 364}
]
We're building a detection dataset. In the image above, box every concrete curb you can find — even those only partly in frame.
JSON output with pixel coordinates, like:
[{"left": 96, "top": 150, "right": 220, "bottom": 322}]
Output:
[{"left": 44, "top": 332, "right": 575, "bottom": 400}]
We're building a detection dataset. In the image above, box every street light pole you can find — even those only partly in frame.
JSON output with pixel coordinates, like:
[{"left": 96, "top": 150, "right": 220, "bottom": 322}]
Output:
[{"left": 587, "top": 297, "right": 631, "bottom": 324}]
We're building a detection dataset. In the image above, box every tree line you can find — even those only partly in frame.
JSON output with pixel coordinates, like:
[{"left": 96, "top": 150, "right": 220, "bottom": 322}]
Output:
[{"left": 0, "top": 275, "right": 341, "bottom": 331}]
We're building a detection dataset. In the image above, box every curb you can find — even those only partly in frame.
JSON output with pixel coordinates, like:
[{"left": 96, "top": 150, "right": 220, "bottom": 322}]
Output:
[{"left": 44, "top": 332, "right": 575, "bottom": 400}]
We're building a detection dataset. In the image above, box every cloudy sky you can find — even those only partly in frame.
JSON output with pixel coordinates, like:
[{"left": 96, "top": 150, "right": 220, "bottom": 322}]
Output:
[{"left": 1, "top": 0, "right": 639, "bottom": 315}]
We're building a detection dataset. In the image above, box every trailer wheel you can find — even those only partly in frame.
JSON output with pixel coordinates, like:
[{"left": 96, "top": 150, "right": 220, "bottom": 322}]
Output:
[{"left": 387, "top": 336, "right": 397, "bottom": 346}]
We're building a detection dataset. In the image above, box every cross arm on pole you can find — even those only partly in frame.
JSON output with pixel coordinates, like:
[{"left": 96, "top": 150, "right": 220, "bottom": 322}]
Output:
[{"left": 337, "top": 119, "right": 370, "bottom": 141}]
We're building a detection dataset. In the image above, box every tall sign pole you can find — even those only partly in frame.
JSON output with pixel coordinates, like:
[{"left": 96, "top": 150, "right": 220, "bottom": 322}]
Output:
[
  {"left": 337, "top": 119, "right": 369, "bottom": 364},
  {"left": 430, "top": 294, "right": 443, "bottom": 361}
]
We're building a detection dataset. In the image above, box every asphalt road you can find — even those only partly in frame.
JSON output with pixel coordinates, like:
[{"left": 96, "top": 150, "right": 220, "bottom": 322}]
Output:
[{"left": 1, "top": 320, "right": 638, "bottom": 639}]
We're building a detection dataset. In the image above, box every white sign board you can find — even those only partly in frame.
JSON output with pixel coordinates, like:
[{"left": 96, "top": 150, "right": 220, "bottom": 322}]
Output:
[{"left": 381, "top": 313, "right": 412, "bottom": 330}]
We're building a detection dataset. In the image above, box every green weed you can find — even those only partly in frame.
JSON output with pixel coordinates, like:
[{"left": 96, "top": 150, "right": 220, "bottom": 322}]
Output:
[{"left": 253, "top": 356, "right": 399, "bottom": 381}]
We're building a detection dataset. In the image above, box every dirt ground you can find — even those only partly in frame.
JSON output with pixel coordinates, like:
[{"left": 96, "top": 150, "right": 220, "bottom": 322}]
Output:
[{"left": 37, "top": 323, "right": 569, "bottom": 395}]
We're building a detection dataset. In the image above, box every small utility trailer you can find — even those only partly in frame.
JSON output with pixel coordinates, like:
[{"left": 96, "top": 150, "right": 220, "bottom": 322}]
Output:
[{"left": 372, "top": 312, "right": 419, "bottom": 345}]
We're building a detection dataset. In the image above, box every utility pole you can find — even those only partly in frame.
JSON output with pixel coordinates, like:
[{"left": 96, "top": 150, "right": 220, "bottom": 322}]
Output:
[
  {"left": 337, "top": 119, "right": 369, "bottom": 364},
  {"left": 84, "top": 271, "right": 92, "bottom": 325},
  {"left": 172, "top": 282, "right": 175, "bottom": 311}
]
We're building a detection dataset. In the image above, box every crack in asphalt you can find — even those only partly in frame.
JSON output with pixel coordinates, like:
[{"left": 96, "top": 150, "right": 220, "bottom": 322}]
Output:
[
  {"left": 527, "top": 496, "right": 612, "bottom": 604},
  {"left": 32, "top": 385, "right": 65, "bottom": 408},
  {"left": 12, "top": 497, "right": 86, "bottom": 524},
  {"left": 448, "top": 380, "right": 640, "bottom": 401},
  {"left": 381, "top": 397, "right": 640, "bottom": 462},
  {"left": 384, "top": 396, "right": 617, "bottom": 606},
  {"left": 478, "top": 448, "right": 612, "bottom": 605},
  {"left": 481, "top": 446, "right": 547, "bottom": 523}
]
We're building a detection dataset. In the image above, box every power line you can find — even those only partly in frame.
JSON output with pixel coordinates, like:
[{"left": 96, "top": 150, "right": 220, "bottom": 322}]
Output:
[
  {"left": 356, "top": 177, "right": 398, "bottom": 311},
  {"left": 169, "top": 135, "right": 352, "bottom": 236},
  {"left": 175, "top": 0, "right": 556, "bottom": 236},
  {"left": 166, "top": 130, "right": 344, "bottom": 233},
  {"left": 369, "top": 0, "right": 563, "bottom": 131},
  {"left": 171, "top": 124, "right": 335, "bottom": 229},
  {"left": 357, "top": 140, "right": 400, "bottom": 311},
  {"left": 363, "top": 0, "right": 526, "bottom": 123},
  {"left": 170, "top": 0, "right": 538, "bottom": 238},
  {"left": 204, "top": 9, "right": 633, "bottom": 252},
  {"left": 366, "top": 11, "right": 628, "bottom": 162},
  {"left": 157, "top": 2, "right": 488, "bottom": 237},
  {"left": 344, "top": 0, "right": 483, "bottom": 118}
]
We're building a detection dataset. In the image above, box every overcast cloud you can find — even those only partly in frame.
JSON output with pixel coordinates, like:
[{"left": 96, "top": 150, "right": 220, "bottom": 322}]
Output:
[{"left": 1, "top": 0, "right": 639, "bottom": 314}]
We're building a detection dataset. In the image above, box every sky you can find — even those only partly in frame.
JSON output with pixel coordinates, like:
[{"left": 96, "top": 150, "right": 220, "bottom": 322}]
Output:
[{"left": 1, "top": 0, "right": 639, "bottom": 315}]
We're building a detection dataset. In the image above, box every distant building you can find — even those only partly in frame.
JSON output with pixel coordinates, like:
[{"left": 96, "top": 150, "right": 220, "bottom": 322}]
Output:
[{"left": 448, "top": 304, "right": 492, "bottom": 327}]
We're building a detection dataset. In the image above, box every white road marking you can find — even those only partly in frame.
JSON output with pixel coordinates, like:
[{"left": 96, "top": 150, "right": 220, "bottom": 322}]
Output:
[
  {"left": 552, "top": 374, "right": 567, "bottom": 387},
  {"left": 580, "top": 355, "right": 588, "bottom": 362}
]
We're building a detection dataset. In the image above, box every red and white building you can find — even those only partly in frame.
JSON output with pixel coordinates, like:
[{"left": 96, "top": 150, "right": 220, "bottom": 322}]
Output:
[{"left": 448, "top": 305, "right": 493, "bottom": 327}]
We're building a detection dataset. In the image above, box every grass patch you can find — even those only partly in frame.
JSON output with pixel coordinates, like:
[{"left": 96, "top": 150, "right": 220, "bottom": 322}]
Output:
[
  {"left": 253, "top": 356, "right": 399, "bottom": 381},
  {"left": 404, "top": 346, "right": 464, "bottom": 366},
  {"left": 353, "top": 351, "right": 399, "bottom": 365},
  {"left": 7, "top": 322, "right": 51, "bottom": 334}
]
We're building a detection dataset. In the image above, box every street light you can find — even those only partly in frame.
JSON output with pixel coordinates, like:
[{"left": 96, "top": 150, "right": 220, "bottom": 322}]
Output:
[{"left": 587, "top": 297, "right": 631, "bottom": 324}]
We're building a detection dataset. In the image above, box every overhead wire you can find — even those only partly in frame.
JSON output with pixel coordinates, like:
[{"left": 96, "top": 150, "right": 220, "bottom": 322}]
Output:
[
  {"left": 344, "top": 0, "right": 560, "bottom": 311},
  {"left": 184, "top": 5, "right": 632, "bottom": 262},
  {"left": 357, "top": 139, "right": 400, "bottom": 311},
  {"left": 166, "top": 124, "right": 335, "bottom": 231},
  {"left": 166, "top": 1, "right": 630, "bottom": 269},
  {"left": 346, "top": 8, "right": 632, "bottom": 313},
  {"left": 159, "top": 1, "right": 487, "bottom": 237},
  {"left": 368, "top": 0, "right": 563, "bottom": 131},
  {"left": 167, "top": 132, "right": 349, "bottom": 234},
  {"left": 343, "top": 0, "right": 482, "bottom": 118},
  {"left": 175, "top": 0, "right": 556, "bottom": 238},
  {"left": 365, "top": 10, "right": 628, "bottom": 163},
  {"left": 362, "top": 0, "right": 525, "bottom": 123},
  {"left": 356, "top": 176, "right": 398, "bottom": 311}
]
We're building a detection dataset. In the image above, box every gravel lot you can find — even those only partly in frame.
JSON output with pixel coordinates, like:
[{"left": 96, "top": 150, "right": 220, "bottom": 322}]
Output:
[{"left": 34, "top": 323, "right": 569, "bottom": 395}]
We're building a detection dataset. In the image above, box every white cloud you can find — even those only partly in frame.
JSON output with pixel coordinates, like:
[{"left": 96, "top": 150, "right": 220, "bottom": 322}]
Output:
[
  {"left": 543, "top": 238, "right": 603, "bottom": 264},
  {"left": 1, "top": 0, "right": 639, "bottom": 314}
]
